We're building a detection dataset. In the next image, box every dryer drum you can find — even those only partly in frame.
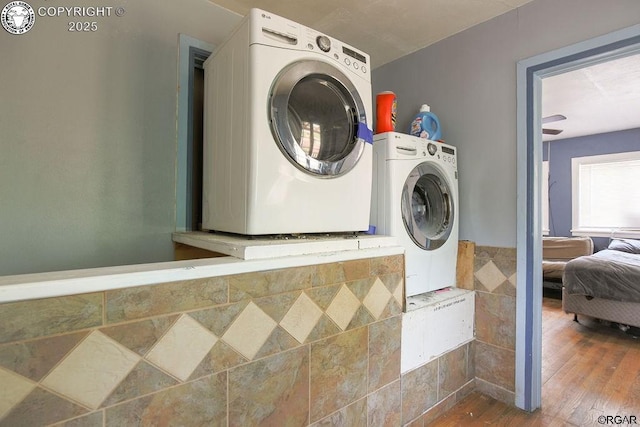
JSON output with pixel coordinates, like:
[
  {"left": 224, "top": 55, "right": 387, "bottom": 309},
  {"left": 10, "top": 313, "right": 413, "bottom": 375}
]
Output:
[
  {"left": 269, "top": 60, "right": 367, "bottom": 177},
  {"left": 401, "top": 163, "right": 454, "bottom": 250}
]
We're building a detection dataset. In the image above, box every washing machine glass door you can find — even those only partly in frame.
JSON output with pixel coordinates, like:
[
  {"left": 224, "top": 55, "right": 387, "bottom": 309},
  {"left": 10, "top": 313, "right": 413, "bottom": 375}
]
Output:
[
  {"left": 401, "top": 162, "right": 454, "bottom": 250},
  {"left": 270, "top": 60, "right": 367, "bottom": 177}
]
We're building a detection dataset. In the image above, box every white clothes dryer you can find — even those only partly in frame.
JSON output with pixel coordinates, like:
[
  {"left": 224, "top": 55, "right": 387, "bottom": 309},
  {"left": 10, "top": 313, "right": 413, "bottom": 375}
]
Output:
[
  {"left": 371, "top": 132, "right": 459, "bottom": 297},
  {"left": 202, "top": 9, "right": 373, "bottom": 235}
]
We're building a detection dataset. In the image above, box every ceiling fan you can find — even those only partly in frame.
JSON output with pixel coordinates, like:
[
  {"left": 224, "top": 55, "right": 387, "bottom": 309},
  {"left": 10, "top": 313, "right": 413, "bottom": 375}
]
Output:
[{"left": 542, "top": 114, "right": 566, "bottom": 135}]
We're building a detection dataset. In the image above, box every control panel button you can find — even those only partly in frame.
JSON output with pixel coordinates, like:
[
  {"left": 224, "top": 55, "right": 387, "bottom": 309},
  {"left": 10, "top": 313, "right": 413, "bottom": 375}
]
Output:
[
  {"left": 316, "top": 35, "right": 331, "bottom": 52},
  {"left": 427, "top": 143, "right": 437, "bottom": 156},
  {"left": 344, "top": 58, "right": 351, "bottom": 66},
  {"left": 361, "top": 66, "right": 367, "bottom": 73},
  {"left": 353, "top": 62, "right": 359, "bottom": 70}
]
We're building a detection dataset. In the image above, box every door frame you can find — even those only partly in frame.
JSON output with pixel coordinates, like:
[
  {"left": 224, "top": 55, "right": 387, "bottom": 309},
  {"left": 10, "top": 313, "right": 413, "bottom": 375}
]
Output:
[
  {"left": 515, "top": 24, "right": 640, "bottom": 411},
  {"left": 176, "top": 34, "right": 214, "bottom": 231}
]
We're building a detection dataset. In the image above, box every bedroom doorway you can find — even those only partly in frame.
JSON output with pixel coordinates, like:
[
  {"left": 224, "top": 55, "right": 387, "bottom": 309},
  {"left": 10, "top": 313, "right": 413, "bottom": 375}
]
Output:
[{"left": 515, "top": 25, "right": 640, "bottom": 411}]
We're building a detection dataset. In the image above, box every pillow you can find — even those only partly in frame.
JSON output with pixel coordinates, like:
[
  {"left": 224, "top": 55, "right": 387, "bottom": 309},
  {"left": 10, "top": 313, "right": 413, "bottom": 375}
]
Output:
[{"left": 608, "top": 238, "right": 640, "bottom": 254}]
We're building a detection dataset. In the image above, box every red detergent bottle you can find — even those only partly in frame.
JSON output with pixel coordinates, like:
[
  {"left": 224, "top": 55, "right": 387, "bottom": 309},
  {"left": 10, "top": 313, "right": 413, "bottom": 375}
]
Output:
[{"left": 375, "top": 91, "right": 397, "bottom": 134}]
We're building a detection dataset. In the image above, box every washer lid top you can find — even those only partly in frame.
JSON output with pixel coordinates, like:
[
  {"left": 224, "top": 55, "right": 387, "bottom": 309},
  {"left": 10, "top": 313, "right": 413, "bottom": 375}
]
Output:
[
  {"left": 401, "top": 162, "right": 455, "bottom": 250},
  {"left": 270, "top": 59, "right": 369, "bottom": 177}
]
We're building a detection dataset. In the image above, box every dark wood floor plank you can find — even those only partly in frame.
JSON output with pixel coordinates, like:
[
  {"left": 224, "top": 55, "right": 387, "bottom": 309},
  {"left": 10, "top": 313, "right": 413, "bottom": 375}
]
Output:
[{"left": 430, "top": 296, "right": 640, "bottom": 426}]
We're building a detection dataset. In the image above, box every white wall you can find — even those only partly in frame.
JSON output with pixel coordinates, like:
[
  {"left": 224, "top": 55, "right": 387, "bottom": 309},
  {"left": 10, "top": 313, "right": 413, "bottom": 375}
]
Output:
[
  {"left": 0, "top": 0, "right": 241, "bottom": 275},
  {"left": 372, "top": 0, "right": 640, "bottom": 247}
]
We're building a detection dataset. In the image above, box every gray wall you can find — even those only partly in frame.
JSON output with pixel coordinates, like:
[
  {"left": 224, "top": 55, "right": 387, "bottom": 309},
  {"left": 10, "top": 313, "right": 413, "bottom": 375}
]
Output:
[
  {"left": 372, "top": 0, "right": 640, "bottom": 247},
  {"left": 543, "top": 127, "right": 640, "bottom": 251},
  {"left": 1, "top": 1, "right": 241, "bottom": 275}
]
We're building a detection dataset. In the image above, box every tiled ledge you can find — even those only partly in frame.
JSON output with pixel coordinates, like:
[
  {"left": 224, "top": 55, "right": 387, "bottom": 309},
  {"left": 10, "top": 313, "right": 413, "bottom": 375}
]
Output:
[{"left": 0, "top": 234, "right": 403, "bottom": 304}]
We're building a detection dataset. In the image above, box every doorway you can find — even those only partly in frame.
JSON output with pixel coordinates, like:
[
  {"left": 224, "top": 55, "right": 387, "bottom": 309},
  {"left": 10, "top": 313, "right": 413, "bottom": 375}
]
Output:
[
  {"left": 515, "top": 25, "right": 640, "bottom": 411},
  {"left": 176, "top": 35, "right": 214, "bottom": 232}
]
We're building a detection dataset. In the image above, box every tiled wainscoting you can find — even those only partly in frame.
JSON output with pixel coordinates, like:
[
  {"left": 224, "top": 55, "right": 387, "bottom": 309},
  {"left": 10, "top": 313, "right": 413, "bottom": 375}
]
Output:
[
  {"left": 0, "top": 245, "right": 517, "bottom": 425},
  {"left": 472, "top": 246, "right": 517, "bottom": 404},
  {"left": 0, "top": 254, "right": 475, "bottom": 426}
]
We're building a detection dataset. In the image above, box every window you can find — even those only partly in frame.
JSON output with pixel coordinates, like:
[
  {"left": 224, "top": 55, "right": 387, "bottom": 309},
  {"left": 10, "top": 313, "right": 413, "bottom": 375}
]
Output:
[{"left": 572, "top": 151, "right": 640, "bottom": 238}]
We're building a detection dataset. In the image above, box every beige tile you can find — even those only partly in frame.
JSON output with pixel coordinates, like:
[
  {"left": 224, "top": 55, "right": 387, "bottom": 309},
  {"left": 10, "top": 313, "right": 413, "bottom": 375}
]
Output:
[
  {"left": 325, "top": 285, "right": 361, "bottom": 331},
  {"left": 222, "top": 302, "right": 277, "bottom": 360},
  {"left": 438, "top": 344, "right": 471, "bottom": 398},
  {"left": 188, "top": 341, "right": 247, "bottom": 380},
  {"left": 363, "top": 278, "right": 392, "bottom": 320},
  {"left": 1, "top": 387, "right": 88, "bottom": 426},
  {"left": 145, "top": 314, "right": 218, "bottom": 381},
  {"left": 347, "top": 277, "right": 375, "bottom": 301},
  {"left": 0, "top": 294, "right": 102, "bottom": 344},
  {"left": 312, "top": 397, "right": 367, "bottom": 426},
  {"left": 103, "top": 361, "right": 178, "bottom": 406},
  {"left": 401, "top": 359, "right": 438, "bottom": 424},
  {"left": 474, "top": 260, "right": 507, "bottom": 293},
  {"left": 492, "top": 247, "right": 517, "bottom": 277},
  {"left": 475, "top": 377, "right": 516, "bottom": 405},
  {"left": 306, "top": 284, "right": 341, "bottom": 311},
  {"left": 105, "top": 373, "right": 227, "bottom": 426},
  {"left": 379, "top": 299, "right": 402, "bottom": 321},
  {"left": 229, "top": 346, "right": 309, "bottom": 427},
  {"left": 310, "top": 327, "right": 368, "bottom": 422},
  {"left": 229, "top": 266, "right": 313, "bottom": 302},
  {"left": 342, "top": 259, "right": 371, "bottom": 282},
  {"left": 312, "top": 262, "right": 347, "bottom": 287},
  {"left": 51, "top": 411, "right": 104, "bottom": 426},
  {"left": 475, "top": 341, "right": 516, "bottom": 392},
  {"left": 189, "top": 300, "right": 250, "bottom": 337},
  {"left": 100, "top": 315, "right": 178, "bottom": 356},
  {"left": 348, "top": 305, "right": 376, "bottom": 330},
  {"left": 0, "top": 331, "right": 88, "bottom": 382},
  {"left": 475, "top": 292, "right": 516, "bottom": 349},
  {"left": 253, "top": 291, "right": 300, "bottom": 323},
  {"left": 391, "top": 276, "right": 404, "bottom": 305},
  {"left": 306, "top": 314, "right": 342, "bottom": 343},
  {"left": 474, "top": 245, "right": 501, "bottom": 260},
  {"left": 280, "top": 293, "right": 323, "bottom": 344},
  {"left": 0, "top": 367, "right": 36, "bottom": 419},
  {"left": 420, "top": 391, "right": 458, "bottom": 425},
  {"left": 42, "top": 331, "right": 140, "bottom": 409},
  {"left": 368, "top": 316, "right": 401, "bottom": 392},
  {"left": 370, "top": 255, "right": 403, "bottom": 276},
  {"left": 105, "top": 277, "right": 228, "bottom": 323},
  {"left": 367, "top": 381, "right": 401, "bottom": 427},
  {"left": 252, "top": 326, "right": 301, "bottom": 360}
]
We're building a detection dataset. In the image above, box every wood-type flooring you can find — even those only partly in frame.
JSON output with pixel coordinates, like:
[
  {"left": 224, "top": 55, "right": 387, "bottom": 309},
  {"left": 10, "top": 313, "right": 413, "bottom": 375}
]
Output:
[{"left": 430, "top": 292, "right": 640, "bottom": 426}]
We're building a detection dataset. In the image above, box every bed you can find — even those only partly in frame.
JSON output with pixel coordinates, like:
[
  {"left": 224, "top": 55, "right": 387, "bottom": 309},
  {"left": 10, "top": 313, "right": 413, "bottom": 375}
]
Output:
[
  {"left": 562, "top": 238, "right": 640, "bottom": 328},
  {"left": 542, "top": 236, "right": 594, "bottom": 290}
]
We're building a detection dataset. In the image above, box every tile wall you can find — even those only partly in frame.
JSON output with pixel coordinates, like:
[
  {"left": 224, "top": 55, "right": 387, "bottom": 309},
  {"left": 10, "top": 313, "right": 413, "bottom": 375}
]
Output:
[
  {"left": 472, "top": 246, "right": 517, "bottom": 404},
  {"left": 0, "top": 254, "right": 477, "bottom": 426}
]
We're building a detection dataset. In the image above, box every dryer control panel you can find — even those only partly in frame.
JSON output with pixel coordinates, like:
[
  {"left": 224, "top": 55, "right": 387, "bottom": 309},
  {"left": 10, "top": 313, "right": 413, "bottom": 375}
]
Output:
[{"left": 248, "top": 8, "right": 370, "bottom": 81}]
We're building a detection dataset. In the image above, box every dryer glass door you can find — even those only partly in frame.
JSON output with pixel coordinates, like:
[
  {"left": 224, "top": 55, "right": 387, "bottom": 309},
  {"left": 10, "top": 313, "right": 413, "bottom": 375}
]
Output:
[
  {"left": 401, "top": 162, "right": 454, "bottom": 250},
  {"left": 270, "top": 60, "right": 367, "bottom": 177}
]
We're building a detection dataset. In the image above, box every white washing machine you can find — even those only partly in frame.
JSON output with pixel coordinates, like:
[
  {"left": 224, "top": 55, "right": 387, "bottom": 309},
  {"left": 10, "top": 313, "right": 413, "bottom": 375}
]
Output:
[
  {"left": 202, "top": 9, "right": 373, "bottom": 235},
  {"left": 371, "top": 132, "right": 459, "bottom": 297}
]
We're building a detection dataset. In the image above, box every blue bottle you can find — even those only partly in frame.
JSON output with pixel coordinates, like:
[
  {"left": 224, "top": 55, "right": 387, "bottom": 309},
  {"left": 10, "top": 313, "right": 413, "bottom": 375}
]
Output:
[{"left": 409, "top": 104, "right": 442, "bottom": 140}]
